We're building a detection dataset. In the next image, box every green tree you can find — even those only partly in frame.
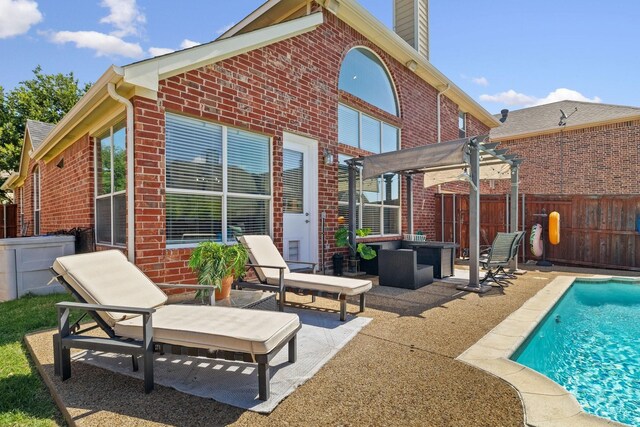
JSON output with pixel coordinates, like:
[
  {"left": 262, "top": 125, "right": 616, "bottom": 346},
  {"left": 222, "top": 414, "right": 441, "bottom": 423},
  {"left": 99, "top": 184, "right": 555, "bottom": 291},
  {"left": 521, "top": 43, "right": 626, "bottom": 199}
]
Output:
[{"left": 0, "top": 66, "right": 91, "bottom": 201}]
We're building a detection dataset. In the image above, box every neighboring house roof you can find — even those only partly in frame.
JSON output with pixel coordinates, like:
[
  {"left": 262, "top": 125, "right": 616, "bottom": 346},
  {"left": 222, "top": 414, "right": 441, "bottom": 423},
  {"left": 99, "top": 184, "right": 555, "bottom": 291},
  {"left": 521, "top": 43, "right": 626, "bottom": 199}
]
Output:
[
  {"left": 25, "top": 119, "right": 55, "bottom": 150},
  {"left": 0, "top": 120, "right": 55, "bottom": 191},
  {"left": 18, "top": 0, "right": 498, "bottom": 182},
  {"left": 491, "top": 100, "right": 640, "bottom": 140}
]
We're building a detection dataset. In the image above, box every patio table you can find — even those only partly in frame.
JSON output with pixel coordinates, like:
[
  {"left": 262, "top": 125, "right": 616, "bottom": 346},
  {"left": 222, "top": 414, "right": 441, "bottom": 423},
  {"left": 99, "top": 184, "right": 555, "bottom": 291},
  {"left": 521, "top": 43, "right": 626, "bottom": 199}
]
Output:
[{"left": 400, "top": 241, "right": 458, "bottom": 279}]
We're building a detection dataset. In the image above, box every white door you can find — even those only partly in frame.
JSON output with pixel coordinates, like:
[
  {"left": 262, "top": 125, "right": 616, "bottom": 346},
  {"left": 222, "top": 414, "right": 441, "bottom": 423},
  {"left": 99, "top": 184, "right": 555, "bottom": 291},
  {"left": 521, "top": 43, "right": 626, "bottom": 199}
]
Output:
[{"left": 283, "top": 133, "right": 317, "bottom": 270}]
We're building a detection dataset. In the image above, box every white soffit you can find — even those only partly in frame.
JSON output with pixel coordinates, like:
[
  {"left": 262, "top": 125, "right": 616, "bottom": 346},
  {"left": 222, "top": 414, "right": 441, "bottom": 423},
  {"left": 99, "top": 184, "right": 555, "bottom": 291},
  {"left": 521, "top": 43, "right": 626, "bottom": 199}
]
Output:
[{"left": 122, "top": 12, "right": 324, "bottom": 94}]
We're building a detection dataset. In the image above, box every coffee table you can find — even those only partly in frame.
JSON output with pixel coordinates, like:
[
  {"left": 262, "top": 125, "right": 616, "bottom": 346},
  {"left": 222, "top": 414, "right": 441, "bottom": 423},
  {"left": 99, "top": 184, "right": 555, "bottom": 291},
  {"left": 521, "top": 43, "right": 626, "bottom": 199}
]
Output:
[
  {"left": 216, "top": 289, "right": 277, "bottom": 311},
  {"left": 168, "top": 288, "right": 277, "bottom": 311}
]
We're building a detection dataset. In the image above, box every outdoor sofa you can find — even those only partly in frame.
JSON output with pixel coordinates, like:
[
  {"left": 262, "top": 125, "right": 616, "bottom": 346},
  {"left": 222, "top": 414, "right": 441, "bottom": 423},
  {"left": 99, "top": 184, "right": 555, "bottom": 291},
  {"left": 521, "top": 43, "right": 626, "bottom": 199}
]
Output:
[
  {"left": 50, "top": 250, "right": 301, "bottom": 400},
  {"left": 378, "top": 249, "right": 433, "bottom": 289},
  {"left": 239, "top": 235, "right": 372, "bottom": 321}
]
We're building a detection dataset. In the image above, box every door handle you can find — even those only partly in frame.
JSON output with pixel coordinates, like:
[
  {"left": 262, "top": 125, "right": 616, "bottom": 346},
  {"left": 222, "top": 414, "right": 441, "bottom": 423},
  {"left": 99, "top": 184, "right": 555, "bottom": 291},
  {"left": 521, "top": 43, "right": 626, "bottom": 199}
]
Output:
[{"left": 305, "top": 219, "right": 310, "bottom": 223}]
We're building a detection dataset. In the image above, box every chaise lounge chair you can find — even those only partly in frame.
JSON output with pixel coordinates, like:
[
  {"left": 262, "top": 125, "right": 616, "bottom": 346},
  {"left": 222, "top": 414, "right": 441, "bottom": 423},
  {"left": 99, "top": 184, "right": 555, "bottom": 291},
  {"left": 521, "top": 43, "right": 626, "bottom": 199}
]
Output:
[
  {"left": 479, "top": 231, "right": 525, "bottom": 286},
  {"left": 50, "top": 250, "right": 301, "bottom": 400},
  {"left": 238, "top": 235, "right": 372, "bottom": 321}
]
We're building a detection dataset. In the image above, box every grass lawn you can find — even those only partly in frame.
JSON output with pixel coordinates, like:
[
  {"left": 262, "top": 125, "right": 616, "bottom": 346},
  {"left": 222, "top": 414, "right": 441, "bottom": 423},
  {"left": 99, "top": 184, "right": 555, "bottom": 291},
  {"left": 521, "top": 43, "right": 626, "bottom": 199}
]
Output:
[{"left": 0, "top": 293, "right": 74, "bottom": 426}]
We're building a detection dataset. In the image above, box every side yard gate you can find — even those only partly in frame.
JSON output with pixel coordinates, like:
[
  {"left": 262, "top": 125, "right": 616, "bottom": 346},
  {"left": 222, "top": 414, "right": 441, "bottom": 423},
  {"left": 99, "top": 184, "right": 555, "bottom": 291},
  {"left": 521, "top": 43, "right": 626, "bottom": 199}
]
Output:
[
  {"left": 1, "top": 204, "right": 18, "bottom": 239},
  {"left": 435, "top": 194, "right": 640, "bottom": 271}
]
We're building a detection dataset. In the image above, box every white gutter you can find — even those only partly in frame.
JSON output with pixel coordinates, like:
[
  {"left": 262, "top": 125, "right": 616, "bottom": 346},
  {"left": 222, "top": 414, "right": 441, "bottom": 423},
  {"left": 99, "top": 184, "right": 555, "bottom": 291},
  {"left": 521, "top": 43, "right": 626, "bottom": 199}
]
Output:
[
  {"left": 437, "top": 84, "right": 450, "bottom": 143},
  {"left": 107, "top": 83, "right": 135, "bottom": 263}
]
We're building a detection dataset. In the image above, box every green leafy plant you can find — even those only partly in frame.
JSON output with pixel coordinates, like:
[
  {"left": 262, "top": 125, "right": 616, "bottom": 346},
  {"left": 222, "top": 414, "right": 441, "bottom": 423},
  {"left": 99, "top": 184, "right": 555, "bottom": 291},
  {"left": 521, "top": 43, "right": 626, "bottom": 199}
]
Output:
[
  {"left": 334, "top": 226, "right": 377, "bottom": 260},
  {"left": 188, "top": 242, "right": 248, "bottom": 300}
]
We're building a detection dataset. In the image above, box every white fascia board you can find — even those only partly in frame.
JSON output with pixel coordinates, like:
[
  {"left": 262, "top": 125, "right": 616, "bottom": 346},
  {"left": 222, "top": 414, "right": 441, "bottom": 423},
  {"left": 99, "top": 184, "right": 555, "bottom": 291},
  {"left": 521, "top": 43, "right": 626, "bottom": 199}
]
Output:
[
  {"left": 218, "top": 0, "right": 282, "bottom": 39},
  {"left": 319, "top": 0, "right": 499, "bottom": 128},
  {"left": 122, "top": 12, "right": 324, "bottom": 94}
]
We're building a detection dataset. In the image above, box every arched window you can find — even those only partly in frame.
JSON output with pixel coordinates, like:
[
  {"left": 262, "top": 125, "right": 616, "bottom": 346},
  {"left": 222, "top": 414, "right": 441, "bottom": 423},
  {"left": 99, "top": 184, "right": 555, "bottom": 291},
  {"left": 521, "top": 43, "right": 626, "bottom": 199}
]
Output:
[
  {"left": 337, "top": 48, "right": 401, "bottom": 237},
  {"left": 338, "top": 47, "right": 398, "bottom": 116}
]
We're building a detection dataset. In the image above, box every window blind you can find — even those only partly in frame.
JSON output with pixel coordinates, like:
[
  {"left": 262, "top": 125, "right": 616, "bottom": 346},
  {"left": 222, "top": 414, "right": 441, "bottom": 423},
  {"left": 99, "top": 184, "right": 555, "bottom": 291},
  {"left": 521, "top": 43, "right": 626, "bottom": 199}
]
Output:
[
  {"left": 283, "top": 148, "right": 303, "bottom": 214},
  {"left": 166, "top": 114, "right": 223, "bottom": 192},
  {"left": 227, "top": 129, "right": 270, "bottom": 195}
]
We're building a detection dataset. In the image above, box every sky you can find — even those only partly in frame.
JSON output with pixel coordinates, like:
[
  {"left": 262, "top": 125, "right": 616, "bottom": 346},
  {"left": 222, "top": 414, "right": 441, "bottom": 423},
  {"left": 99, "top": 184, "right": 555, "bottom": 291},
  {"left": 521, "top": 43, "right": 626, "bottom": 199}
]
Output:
[{"left": 1, "top": 0, "right": 639, "bottom": 115}]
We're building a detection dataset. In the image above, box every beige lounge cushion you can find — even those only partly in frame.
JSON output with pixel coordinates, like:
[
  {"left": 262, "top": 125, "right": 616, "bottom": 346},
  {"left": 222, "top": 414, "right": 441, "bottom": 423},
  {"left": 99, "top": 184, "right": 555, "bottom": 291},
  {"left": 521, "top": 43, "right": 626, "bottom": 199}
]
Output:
[
  {"left": 239, "top": 235, "right": 289, "bottom": 282},
  {"left": 267, "top": 272, "right": 372, "bottom": 296},
  {"left": 115, "top": 304, "right": 300, "bottom": 355},
  {"left": 52, "top": 250, "right": 168, "bottom": 327}
]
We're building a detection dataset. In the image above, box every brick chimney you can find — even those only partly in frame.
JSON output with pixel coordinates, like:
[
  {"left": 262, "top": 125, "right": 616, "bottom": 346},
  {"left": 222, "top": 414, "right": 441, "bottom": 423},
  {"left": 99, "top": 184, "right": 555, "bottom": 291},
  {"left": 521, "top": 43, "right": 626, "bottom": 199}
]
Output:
[{"left": 393, "top": 0, "right": 429, "bottom": 61}]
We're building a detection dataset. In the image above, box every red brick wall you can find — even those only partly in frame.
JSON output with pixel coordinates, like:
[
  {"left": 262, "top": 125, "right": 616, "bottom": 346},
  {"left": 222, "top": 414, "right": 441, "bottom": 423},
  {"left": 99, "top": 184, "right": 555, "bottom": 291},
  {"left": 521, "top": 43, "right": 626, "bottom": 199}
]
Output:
[
  {"left": 127, "top": 9, "right": 490, "bottom": 281},
  {"left": 17, "top": 9, "right": 491, "bottom": 281},
  {"left": 42, "top": 136, "right": 95, "bottom": 232},
  {"left": 18, "top": 135, "right": 95, "bottom": 236},
  {"left": 485, "top": 119, "right": 640, "bottom": 195}
]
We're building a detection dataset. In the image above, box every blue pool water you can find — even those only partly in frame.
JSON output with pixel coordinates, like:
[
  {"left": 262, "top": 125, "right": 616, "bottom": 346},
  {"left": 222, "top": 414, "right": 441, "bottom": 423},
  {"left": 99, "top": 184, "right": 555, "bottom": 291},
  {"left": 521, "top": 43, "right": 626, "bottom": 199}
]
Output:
[{"left": 513, "top": 280, "right": 640, "bottom": 426}]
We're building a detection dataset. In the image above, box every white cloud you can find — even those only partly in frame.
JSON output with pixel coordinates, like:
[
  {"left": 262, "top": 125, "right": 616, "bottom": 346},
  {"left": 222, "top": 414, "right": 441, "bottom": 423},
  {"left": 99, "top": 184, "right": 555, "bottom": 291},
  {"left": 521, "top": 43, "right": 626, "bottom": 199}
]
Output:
[
  {"left": 180, "top": 39, "right": 200, "bottom": 49},
  {"left": 0, "top": 0, "right": 42, "bottom": 39},
  {"left": 48, "top": 30, "right": 143, "bottom": 58},
  {"left": 148, "top": 46, "right": 174, "bottom": 57},
  {"left": 100, "top": 0, "right": 146, "bottom": 37},
  {"left": 472, "top": 76, "right": 489, "bottom": 87},
  {"left": 532, "top": 88, "right": 601, "bottom": 106},
  {"left": 480, "top": 88, "right": 601, "bottom": 107},
  {"left": 480, "top": 90, "right": 537, "bottom": 106},
  {"left": 215, "top": 22, "right": 234, "bottom": 35}
]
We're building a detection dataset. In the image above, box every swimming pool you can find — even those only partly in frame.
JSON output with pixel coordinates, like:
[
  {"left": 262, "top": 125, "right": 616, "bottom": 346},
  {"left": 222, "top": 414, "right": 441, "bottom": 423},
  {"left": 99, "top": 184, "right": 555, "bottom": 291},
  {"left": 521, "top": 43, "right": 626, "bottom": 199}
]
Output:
[{"left": 512, "top": 279, "right": 640, "bottom": 426}]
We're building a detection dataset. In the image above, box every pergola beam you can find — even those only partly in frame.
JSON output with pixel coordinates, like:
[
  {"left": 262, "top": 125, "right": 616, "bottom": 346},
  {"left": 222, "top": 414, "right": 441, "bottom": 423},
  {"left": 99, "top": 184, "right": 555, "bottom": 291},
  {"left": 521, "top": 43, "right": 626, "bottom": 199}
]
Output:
[{"left": 346, "top": 136, "right": 522, "bottom": 292}]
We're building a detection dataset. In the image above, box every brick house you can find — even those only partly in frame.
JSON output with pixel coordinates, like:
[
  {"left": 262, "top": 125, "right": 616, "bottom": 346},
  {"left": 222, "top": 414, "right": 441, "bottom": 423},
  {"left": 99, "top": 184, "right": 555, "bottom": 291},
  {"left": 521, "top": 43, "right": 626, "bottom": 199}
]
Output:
[
  {"left": 2, "top": 0, "right": 499, "bottom": 282},
  {"left": 489, "top": 100, "right": 640, "bottom": 196},
  {"left": 479, "top": 101, "right": 640, "bottom": 269}
]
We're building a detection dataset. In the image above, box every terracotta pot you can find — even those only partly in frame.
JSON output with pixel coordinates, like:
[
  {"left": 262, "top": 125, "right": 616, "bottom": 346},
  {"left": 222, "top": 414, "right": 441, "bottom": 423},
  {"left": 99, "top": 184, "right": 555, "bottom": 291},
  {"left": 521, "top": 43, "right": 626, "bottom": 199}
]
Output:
[{"left": 214, "top": 275, "right": 234, "bottom": 301}]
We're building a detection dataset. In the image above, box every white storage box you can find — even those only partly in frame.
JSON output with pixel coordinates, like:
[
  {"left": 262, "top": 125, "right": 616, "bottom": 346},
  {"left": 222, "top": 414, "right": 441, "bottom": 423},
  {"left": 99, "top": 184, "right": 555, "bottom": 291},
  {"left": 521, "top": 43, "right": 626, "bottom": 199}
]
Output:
[{"left": 0, "top": 235, "right": 75, "bottom": 301}]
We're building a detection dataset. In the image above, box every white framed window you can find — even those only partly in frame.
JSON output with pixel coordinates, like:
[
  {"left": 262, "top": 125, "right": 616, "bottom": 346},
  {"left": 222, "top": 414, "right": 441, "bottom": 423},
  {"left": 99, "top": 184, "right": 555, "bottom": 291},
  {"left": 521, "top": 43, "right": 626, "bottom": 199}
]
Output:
[
  {"left": 338, "top": 104, "right": 399, "bottom": 154},
  {"left": 337, "top": 154, "right": 400, "bottom": 236},
  {"left": 33, "top": 166, "right": 40, "bottom": 235},
  {"left": 459, "top": 111, "right": 466, "bottom": 138},
  {"left": 19, "top": 187, "right": 24, "bottom": 235},
  {"left": 95, "top": 122, "right": 126, "bottom": 246},
  {"left": 165, "top": 113, "right": 271, "bottom": 247}
]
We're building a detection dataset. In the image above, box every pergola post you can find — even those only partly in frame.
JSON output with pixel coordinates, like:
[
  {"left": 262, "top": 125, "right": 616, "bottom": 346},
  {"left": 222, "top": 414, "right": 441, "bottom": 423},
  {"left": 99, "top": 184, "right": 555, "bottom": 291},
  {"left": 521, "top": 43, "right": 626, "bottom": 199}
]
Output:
[
  {"left": 347, "top": 160, "right": 358, "bottom": 259},
  {"left": 457, "top": 138, "right": 491, "bottom": 293},
  {"left": 509, "top": 164, "right": 520, "bottom": 271},
  {"left": 406, "top": 175, "right": 413, "bottom": 234}
]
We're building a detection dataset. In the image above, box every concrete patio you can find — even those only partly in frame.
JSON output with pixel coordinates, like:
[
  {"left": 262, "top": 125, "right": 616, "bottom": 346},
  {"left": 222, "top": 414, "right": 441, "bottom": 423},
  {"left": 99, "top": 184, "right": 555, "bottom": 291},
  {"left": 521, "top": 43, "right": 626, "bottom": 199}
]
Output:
[{"left": 25, "top": 265, "right": 639, "bottom": 426}]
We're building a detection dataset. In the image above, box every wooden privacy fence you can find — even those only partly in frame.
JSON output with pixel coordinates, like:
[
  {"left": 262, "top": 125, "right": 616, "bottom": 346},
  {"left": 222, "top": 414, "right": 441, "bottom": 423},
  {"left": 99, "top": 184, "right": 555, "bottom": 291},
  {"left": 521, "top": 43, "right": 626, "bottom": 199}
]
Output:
[
  {"left": 435, "top": 194, "right": 640, "bottom": 271},
  {"left": 1, "top": 204, "right": 18, "bottom": 238}
]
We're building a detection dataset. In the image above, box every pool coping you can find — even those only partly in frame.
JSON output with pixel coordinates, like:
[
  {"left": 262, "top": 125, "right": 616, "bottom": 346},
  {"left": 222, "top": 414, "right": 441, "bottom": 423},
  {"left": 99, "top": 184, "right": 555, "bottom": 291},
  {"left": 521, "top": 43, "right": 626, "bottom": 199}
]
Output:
[{"left": 457, "top": 275, "right": 640, "bottom": 427}]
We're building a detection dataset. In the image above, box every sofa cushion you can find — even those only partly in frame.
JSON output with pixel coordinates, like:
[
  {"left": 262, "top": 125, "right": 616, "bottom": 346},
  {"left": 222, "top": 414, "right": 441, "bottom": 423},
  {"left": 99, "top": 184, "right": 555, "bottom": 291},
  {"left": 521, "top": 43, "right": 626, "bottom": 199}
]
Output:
[
  {"left": 266, "top": 272, "right": 372, "bottom": 296},
  {"left": 115, "top": 304, "right": 300, "bottom": 355},
  {"left": 239, "top": 235, "right": 290, "bottom": 282},
  {"left": 52, "top": 250, "right": 168, "bottom": 327}
]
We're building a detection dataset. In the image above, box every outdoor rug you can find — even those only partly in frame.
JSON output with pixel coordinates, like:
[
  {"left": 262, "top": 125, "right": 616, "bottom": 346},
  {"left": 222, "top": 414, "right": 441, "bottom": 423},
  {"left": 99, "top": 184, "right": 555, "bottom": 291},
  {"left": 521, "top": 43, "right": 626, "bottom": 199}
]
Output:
[{"left": 71, "top": 309, "right": 372, "bottom": 413}]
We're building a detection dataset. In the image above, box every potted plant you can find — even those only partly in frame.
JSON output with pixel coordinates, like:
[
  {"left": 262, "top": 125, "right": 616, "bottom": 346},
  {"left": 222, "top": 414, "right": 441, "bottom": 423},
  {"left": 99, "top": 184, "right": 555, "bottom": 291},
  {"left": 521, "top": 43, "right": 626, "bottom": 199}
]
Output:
[
  {"left": 188, "top": 241, "right": 249, "bottom": 302},
  {"left": 334, "top": 226, "right": 376, "bottom": 273}
]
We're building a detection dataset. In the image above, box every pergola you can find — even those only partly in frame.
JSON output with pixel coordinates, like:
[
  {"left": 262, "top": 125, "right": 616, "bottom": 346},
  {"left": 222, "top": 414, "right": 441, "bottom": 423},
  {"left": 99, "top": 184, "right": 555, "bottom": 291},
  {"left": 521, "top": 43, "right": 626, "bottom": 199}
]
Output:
[{"left": 346, "top": 136, "right": 523, "bottom": 293}]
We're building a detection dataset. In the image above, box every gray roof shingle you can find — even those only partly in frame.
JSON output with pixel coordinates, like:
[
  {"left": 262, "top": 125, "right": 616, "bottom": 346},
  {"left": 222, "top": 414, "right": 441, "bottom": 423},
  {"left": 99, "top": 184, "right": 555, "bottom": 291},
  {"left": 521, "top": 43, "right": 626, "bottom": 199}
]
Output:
[
  {"left": 490, "top": 100, "right": 640, "bottom": 140},
  {"left": 26, "top": 119, "right": 56, "bottom": 150}
]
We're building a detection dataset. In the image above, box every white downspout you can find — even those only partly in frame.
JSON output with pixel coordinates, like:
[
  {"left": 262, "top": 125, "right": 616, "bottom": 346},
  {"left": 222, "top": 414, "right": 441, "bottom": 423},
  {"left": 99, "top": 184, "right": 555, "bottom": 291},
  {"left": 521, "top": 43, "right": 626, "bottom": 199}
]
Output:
[
  {"left": 107, "top": 83, "right": 135, "bottom": 263},
  {"left": 436, "top": 83, "right": 450, "bottom": 143},
  {"left": 436, "top": 83, "right": 450, "bottom": 193}
]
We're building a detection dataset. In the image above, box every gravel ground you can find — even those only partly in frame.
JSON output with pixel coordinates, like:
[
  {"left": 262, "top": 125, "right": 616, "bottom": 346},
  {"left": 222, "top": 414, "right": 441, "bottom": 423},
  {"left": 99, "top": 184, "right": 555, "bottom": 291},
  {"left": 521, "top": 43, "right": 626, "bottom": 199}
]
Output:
[{"left": 24, "top": 265, "right": 639, "bottom": 427}]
